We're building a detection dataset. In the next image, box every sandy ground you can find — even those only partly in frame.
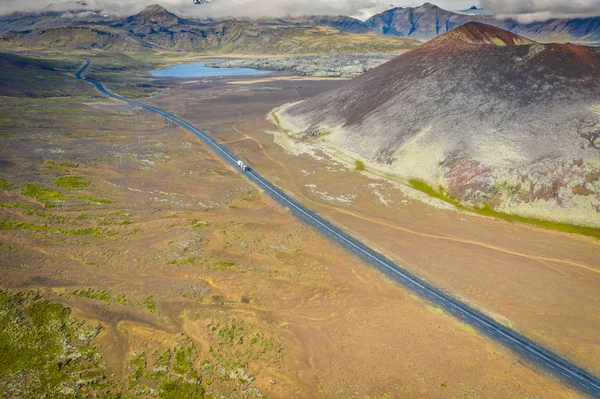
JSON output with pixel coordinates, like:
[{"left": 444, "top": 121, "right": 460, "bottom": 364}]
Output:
[
  {"left": 0, "top": 77, "right": 595, "bottom": 398},
  {"left": 143, "top": 73, "right": 600, "bottom": 380}
]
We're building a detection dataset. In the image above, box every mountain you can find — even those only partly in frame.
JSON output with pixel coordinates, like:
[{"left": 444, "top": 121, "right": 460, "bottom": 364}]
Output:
[
  {"left": 365, "top": 3, "right": 476, "bottom": 41},
  {"left": 277, "top": 22, "right": 600, "bottom": 227},
  {"left": 116, "top": 4, "right": 185, "bottom": 29},
  {"left": 0, "top": 5, "right": 419, "bottom": 54},
  {"left": 365, "top": 3, "right": 600, "bottom": 44},
  {"left": 0, "top": 25, "right": 150, "bottom": 52},
  {"left": 301, "top": 16, "right": 374, "bottom": 34}
]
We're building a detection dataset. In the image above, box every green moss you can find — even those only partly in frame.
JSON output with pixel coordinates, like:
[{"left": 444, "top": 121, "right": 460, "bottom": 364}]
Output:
[
  {"left": 409, "top": 179, "right": 463, "bottom": 208},
  {"left": 127, "top": 352, "right": 147, "bottom": 390},
  {"left": 55, "top": 175, "right": 90, "bottom": 190},
  {"left": 0, "top": 202, "right": 65, "bottom": 220},
  {"left": 173, "top": 347, "right": 196, "bottom": 377},
  {"left": 122, "top": 340, "right": 208, "bottom": 396},
  {"left": 0, "top": 202, "right": 31, "bottom": 210},
  {"left": 21, "top": 183, "right": 68, "bottom": 206},
  {"left": 151, "top": 350, "right": 172, "bottom": 376},
  {"left": 476, "top": 203, "right": 600, "bottom": 240},
  {"left": 0, "top": 290, "right": 117, "bottom": 397},
  {"left": 159, "top": 381, "right": 204, "bottom": 399},
  {"left": 70, "top": 195, "right": 112, "bottom": 205},
  {"left": 0, "top": 296, "right": 68, "bottom": 375},
  {"left": 0, "top": 178, "right": 15, "bottom": 190},
  {"left": 170, "top": 257, "right": 238, "bottom": 271},
  {"left": 144, "top": 296, "right": 157, "bottom": 313},
  {"left": 191, "top": 219, "right": 210, "bottom": 228},
  {"left": 44, "top": 160, "right": 79, "bottom": 171},
  {"left": 74, "top": 195, "right": 112, "bottom": 204},
  {"left": 217, "top": 320, "right": 246, "bottom": 347},
  {"left": 69, "top": 288, "right": 131, "bottom": 305},
  {"left": 0, "top": 219, "right": 114, "bottom": 237},
  {"left": 409, "top": 179, "right": 600, "bottom": 240},
  {"left": 271, "top": 112, "right": 281, "bottom": 127},
  {"left": 354, "top": 160, "right": 365, "bottom": 171},
  {"left": 212, "top": 260, "right": 237, "bottom": 270},
  {"left": 21, "top": 183, "right": 111, "bottom": 206}
]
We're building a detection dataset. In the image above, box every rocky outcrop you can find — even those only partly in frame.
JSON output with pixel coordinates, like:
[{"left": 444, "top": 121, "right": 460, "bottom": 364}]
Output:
[{"left": 205, "top": 54, "right": 403, "bottom": 78}]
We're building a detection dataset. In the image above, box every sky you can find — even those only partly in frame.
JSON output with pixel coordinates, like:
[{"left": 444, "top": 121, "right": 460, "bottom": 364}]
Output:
[{"left": 0, "top": 0, "right": 598, "bottom": 21}]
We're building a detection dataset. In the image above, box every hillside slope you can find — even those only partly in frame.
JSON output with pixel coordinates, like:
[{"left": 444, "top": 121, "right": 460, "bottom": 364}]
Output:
[
  {"left": 0, "top": 52, "right": 89, "bottom": 97},
  {"left": 278, "top": 23, "right": 600, "bottom": 227},
  {"left": 366, "top": 3, "right": 600, "bottom": 44},
  {"left": 0, "top": 25, "right": 150, "bottom": 52}
]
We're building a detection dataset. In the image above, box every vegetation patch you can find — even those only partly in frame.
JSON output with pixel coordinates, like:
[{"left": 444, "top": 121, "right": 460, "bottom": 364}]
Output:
[
  {"left": 409, "top": 179, "right": 600, "bottom": 240},
  {"left": 0, "top": 202, "right": 31, "bottom": 210},
  {"left": 354, "top": 160, "right": 365, "bottom": 171},
  {"left": 0, "top": 178, "right": 15, "bottom": 191},
  {"left": 0, "top": 202, "right": 61, "bottom": 220},
  {"left": 169, "top": 257, "right": 239, "bottom": 271},
  {"left": 409, "top": 179, "right": 463, "bottom": 208},
  {"left": 144, "top": 296, "right": 157, "bottom": 313},
  {"left": 44, "top": 159, "right": 79, "bottom": 172},
  {"left": 190, "top": 219, "right": 210, "bottom": 229},
  {"left": 55, "top": 176, "right": 90, "bottom": 190},
  {"left": 0, "top": 290, "right": 116, "bottom": 397},
  {"left": 21, "top": 183, "right": 68, "bottom": 206},
  {"left": 159, "top": 381, "right": 204, "bottom": 399},
  {"left": 21, "top": 183, "right": 111, "bottom": 206},
  {"left": 269, "top": 111, "right": 294, "bottom": 136},
  {"left": 125, "top": 342, "right": 205, "bottom": 397},
  {"left": 69, "top": 288, "right": 131, "bottom": 306},
  {"left": 475, "top": 203, "right": 600, "bottom": 240},
  {"left": 0, "top": 220, "right": 114, "bottom": 237}
]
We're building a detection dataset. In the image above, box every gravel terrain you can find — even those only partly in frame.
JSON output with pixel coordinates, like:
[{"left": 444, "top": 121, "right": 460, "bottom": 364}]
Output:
[{"left": 205, "top": 53, "right": 402, "bottom": 78}]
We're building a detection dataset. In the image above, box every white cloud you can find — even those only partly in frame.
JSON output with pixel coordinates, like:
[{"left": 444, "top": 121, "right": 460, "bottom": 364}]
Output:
[
  {"left": 0, "top": 0, "right": 597, "bottom": 20},
  {"left": 481, "top": 0, "right": 600, "bottom": 20},
  {"left": 0, "top": 0, "right": 385, "bottom": 18}
]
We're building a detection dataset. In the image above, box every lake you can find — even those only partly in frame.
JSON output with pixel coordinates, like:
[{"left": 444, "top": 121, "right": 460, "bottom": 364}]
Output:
[{"left": 150, "top": 61, "right": 272, "bottom": 78}]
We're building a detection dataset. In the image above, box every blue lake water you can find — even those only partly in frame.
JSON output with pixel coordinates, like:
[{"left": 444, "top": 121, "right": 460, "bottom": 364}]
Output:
[{"left": 150, "top": 62, "right": 272, "bottom": 78}]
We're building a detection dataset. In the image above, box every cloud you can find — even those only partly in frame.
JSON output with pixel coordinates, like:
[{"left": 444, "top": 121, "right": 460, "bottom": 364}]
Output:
[
  {"left": 480, "top": 0, "right": 600, "bottom": 21},
  {"left": 190, "top": 0, "right": 382, "bottom": 19},
  {"left": 0, "top": 0, "right": 390, "bottom": 19},
  {"left": 2, "top": 0, "right": 597, "bottom": 20}
]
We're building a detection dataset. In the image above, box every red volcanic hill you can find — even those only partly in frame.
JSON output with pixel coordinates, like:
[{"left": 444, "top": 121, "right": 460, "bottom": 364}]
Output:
[
  {"left": 429, "top": 21, "right": 534, "bottom": 47},
  {"left": 278, "top": 22, "right": 600, "bottom": 227}
]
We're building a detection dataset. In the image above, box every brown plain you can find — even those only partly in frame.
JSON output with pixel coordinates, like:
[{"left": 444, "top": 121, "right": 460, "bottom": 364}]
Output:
[{"left": 0, "top": 73, "right": 595, "bottom": 398}]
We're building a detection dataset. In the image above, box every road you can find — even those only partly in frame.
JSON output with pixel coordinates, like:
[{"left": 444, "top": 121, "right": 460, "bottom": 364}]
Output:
[{"left": 76, "top": 59, "right": 600, "bottom": 397}]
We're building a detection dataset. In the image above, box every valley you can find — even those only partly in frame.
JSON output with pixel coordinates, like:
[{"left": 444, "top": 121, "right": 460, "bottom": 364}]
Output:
[
  {"left": 1, "top": 56, "right": 590, "bottom": 398},
  {"left": 144, "top": 67, "right": 600, "bottom": 380},
  {"left": 0, "top": 2, "right": 599, "bottom": 398}
]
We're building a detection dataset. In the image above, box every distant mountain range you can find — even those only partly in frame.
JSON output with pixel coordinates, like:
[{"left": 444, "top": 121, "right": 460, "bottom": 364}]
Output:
[
  {"left": 0, "top": 5, "right": 419, "bottom": 54},
  {"left": 1, "top": 2, "right": 599, "bottom": 46},
  {"left": 365, "top": 3, "right": 600, "bottom": 44},
  {"left": 278, "top": 22, "right": 600, "bottom": 227}
]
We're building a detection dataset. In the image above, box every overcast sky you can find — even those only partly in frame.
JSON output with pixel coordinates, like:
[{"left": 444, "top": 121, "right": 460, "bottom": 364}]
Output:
[{"left": 0, "top": 0, "right": 598, "bottom": 20}]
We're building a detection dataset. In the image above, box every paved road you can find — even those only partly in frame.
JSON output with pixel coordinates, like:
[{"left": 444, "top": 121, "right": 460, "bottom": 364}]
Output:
[{"left": 76, "top": 59, "right": 600, "bottom": 397}]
